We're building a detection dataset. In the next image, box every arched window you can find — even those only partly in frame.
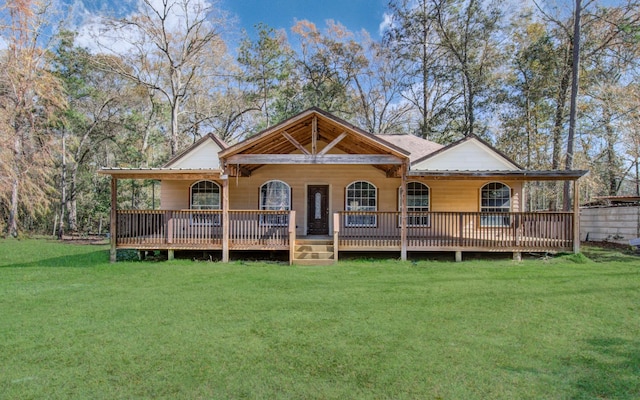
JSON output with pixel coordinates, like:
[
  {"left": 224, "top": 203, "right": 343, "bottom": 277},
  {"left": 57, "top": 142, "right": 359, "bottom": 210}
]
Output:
[
  {"left": 346, "top": 181, "right": 377, "bottom": 227},
  {"left": 400, "top": 182, "right": 430, "bottom": 226},
  {"left": 260, "top": 180, "right": 291, "bottom": 226},
  {"left": 190, "top": 180, "right": 221, "bottom": 225},
  {"left": 480, "top": 182, "right": 511, "bottom": 227},
  {"left": 190, "top": 180, "right": 221, "bottom": 210}
]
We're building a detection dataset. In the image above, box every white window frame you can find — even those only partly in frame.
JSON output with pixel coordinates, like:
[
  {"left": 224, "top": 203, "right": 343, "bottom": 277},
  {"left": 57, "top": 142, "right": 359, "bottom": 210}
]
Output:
[
  {"left": 480, "top": 182, "right": 511, "bottom": 227},
  {"left": 399, "top": 181, "right": 430, "bottom": 227},
  {"left": 260, "top": 180, "right": 291, "bottom": 227},
  {"left": 190, "top": 180, "right": 221, "bottom": 226},
  {"left": 345, "top": 181, "right": 377, "bottom": 227}
]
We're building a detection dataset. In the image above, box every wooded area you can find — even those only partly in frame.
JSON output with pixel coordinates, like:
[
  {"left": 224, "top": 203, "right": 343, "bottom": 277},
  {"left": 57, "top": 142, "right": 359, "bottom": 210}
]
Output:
[{"left": 0, "top": 0, "right": 638, "bottom": 237}]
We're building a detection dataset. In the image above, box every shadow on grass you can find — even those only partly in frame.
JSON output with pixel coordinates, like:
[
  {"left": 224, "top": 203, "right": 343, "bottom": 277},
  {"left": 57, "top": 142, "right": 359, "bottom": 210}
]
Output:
[
  {"left": 0, "top": 250, "right": 110, "bottom": 269},
  {"left": 570, "top": 337, "right": 640, "bottom": 399},
  {"left": 581, "top": 243, "right": 639, "bottom": 263}
]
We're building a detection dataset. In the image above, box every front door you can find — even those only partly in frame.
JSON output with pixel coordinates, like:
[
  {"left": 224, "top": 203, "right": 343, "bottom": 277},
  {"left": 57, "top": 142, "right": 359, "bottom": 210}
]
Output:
[{"left": 307, "top": 185, "right": 329, "bottom": 235}]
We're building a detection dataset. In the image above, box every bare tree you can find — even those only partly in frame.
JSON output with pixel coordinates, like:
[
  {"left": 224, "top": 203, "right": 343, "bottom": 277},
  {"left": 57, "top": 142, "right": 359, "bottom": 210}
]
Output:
[
  {"left": 0, "top": 0, "right": 65, "bottom": 237},
  {"left": 94, "top": 0, "right": 228, "bottom": 157}
]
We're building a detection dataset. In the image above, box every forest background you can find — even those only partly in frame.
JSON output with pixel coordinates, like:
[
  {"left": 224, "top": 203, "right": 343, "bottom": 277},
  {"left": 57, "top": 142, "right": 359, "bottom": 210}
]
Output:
[{"left": 1, "top": 0, "right": 638, "bottom": 238}]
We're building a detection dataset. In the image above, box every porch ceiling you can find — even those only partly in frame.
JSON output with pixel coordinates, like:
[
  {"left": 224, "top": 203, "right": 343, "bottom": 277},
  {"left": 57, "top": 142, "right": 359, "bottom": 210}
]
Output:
[{"left": 219, "top": 108, "right": 409, "bottom": 177}]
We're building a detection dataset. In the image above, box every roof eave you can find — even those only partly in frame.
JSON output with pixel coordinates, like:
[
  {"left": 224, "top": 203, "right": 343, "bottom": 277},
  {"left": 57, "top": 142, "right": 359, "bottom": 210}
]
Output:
[{"left": 407, "top": 170, "right": 589, "bottom": 181}]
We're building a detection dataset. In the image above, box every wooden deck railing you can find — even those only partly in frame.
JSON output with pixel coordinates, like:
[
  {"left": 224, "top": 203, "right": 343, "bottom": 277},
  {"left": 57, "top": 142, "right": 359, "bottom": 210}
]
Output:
[
  {"left": 115, "top": 210, "right": 573, "bottom": 252},
  {"left": 228, "top": 210, "right": 292, "bottom": 249},
  {"left": 338, "top": 211, "right": 574, "bottom": 251},
  {"left": 116, "top": 209, "right": 291, "bottom": 250}
]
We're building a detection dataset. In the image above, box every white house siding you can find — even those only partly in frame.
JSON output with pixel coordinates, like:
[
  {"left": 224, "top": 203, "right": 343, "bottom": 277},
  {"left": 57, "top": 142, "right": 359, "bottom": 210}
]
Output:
[
  {"left": 168, "top": 140, "right": 222, "bottom": 169},
  {"left": 580, "top": 206, "right": 640, "bottom": 244},
  {"left": 413, "top": 139, "right": 519, "bottom": 171}
]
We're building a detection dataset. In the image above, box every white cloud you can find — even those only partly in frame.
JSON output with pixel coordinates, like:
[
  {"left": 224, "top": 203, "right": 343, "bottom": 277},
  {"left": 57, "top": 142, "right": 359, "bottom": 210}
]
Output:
[{"left": 378, "top": 12, "right": 393, "bottom": 37}]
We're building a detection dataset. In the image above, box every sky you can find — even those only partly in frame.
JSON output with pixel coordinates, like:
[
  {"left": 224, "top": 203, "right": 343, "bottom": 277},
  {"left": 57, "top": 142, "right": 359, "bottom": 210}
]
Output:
[{"left": 220, "top": 0, "right": 390, "bottom": 38}]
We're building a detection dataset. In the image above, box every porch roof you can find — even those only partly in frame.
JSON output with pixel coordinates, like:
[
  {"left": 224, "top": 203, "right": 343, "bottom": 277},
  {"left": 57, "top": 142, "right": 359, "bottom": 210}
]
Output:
[
  {"left": 98, "top": 167, "right": 223, "bottom": 180},
  {"left": 219, "top": 107, "right": 410, "bottom": 177},
  {"left": 407, "top": 169, "right": 589, "bottom": 181}
]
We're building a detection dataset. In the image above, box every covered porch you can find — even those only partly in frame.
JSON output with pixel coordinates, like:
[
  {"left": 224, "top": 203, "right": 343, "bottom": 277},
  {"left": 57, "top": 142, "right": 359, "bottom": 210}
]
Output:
[{"left": 111, "top": 208, "right": 577, "bottom": 263}]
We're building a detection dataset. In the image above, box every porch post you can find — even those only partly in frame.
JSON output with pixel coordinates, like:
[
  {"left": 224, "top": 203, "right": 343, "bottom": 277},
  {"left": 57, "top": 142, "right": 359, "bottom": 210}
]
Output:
[
  {"left": 333, "top": 213, "right": 340, "bottom": 264},
  {"left": 109, "top": 177, "right": 117, "bottom": 263},
  {"left": 573, "top": 179, "right": 580, "bottom": 254},
  {"left": 222, "top": 175, "right": 229, "bottom": 262},
  {"left": 400, "top": 160, "right": 408, "bottom": 261}
]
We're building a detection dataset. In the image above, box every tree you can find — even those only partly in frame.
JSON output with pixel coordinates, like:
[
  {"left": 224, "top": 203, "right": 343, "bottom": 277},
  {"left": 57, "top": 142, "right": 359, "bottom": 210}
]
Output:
[
  {"left": 52, "top": 31, "right": 151, "bottom": 233},
  {"left": 351, "top": 36, "right": 413, "bottom": 135},
  {"left": 0, "top": 0, "right": 65, "bottom": 237},
  {"left": 238, "top": 23, "right": 296, "bottom": 130},
  {"left": 291, "top": 20, "right": 368, "bottom": 116},
  {"left": 384, "top": 0, "right": 460, "bottom": 141},
  {"left": 94, "top": 0, "right": 228, "bottom": 157},
  {"left": 432, "top": 0, "right": 504, "bottom": 137}
]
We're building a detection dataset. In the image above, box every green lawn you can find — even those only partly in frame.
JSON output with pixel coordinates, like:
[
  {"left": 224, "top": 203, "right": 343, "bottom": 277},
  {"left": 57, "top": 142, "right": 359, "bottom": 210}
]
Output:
[{"left": 1, "top": 239, "right": 639, "bottom": 399}]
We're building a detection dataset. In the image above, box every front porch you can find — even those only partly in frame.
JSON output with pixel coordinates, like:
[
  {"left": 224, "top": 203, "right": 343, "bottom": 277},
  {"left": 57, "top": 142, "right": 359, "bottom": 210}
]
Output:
[{"left": 113, "top": 209, "right": 576, "bottom": 263}]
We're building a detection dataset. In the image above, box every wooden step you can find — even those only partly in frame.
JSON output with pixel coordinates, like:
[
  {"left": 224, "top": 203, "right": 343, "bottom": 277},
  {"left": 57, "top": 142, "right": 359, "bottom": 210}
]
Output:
[
  {"left": 293, "top": 238, "right": 336, "bottom": 265},
  {"left": 295, "top": 244, "right": 334, "bottom": 252},
  {"left": 296, "top": 239, "right": 333, "bottom": 245},
  {"left": 294, "top": 251, "right": 334, "bottom": 260}
]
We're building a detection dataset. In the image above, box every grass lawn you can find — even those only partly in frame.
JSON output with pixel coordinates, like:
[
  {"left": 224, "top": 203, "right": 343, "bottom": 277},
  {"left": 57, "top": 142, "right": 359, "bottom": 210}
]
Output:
[{"left": 1, "top": 240, "right": 639, "bottom": 399}]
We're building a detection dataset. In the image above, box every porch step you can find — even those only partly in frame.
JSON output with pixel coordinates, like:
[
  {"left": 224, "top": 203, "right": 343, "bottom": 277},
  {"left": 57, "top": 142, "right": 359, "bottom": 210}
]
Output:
[{"left": 292, "top": 238, "right": 336, "bottom": 265}]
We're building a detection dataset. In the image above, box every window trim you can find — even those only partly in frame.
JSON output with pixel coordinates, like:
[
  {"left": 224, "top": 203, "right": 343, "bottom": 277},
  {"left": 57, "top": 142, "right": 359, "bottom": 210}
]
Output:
[
  {"left": 399, "top": 181, "right": 431, "bottom": 227},
  {"left": 480, "top": 181, "right": 511, "bottom": 227},
  {"left": 189, "top": 180, "right": 221, "bottom": 226},
  {"left": 259, "top": 180, "right": 291, "bottom": 227},
  {"left": 345, "top": 180, "right": 377, "bottom": 227}
]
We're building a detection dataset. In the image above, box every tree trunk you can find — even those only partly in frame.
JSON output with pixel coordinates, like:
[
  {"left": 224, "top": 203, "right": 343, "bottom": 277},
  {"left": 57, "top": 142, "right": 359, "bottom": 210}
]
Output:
[
  {"left": 551, "top": 63, "right": 571, "bottom": 171},
  {"left": 58, "top": 132, "right": 66, "bottom": 239},
  {"left": 9, "top": 132, "right": 21, "bottom": 238},
  {"left": 562, "top": 0, "right": 581, "bottom": 211},
  {"left": 9, "top": 178, "right": 19, "bottom": 238},
  {"left": 170, "top": 97, "right": 180, "bottom": 157}
]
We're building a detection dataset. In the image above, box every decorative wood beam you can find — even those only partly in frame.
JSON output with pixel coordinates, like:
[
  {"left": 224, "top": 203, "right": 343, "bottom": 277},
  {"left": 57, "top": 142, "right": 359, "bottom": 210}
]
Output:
[
  {"left": 386, "top": 165, "right": 401, "bottom": 178},
  {"left": 281, "top": 131, "right": 310, "bottom": 155},
  {"left": 317, "top": 132, "right": 347, "bottom": 156},
  {"left": 312, "top": 116, "right": 318, "bottom": 155},
  {"left": 226, "top": 154, "right": 403, "bottom": 165}
]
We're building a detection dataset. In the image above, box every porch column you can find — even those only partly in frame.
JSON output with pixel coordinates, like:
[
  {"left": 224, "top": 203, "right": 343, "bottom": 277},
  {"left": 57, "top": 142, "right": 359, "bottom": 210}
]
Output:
[
  {"left": 110, "top": 177, "right": 117, "bottom": 263},
  {"left": 573, "top": 179, "right": 580, "bottom": 254},
  {"left": 222, "top": 175, "right": 230, "bottom": 262},
  {"left": 400, "top": 161, "right": 408, "bottom": 261}
]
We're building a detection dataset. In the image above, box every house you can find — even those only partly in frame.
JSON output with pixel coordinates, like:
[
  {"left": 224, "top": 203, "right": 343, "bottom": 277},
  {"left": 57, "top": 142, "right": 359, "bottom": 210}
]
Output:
[{"left": 99, "top": 107, "right": 587, "bottom": 264}]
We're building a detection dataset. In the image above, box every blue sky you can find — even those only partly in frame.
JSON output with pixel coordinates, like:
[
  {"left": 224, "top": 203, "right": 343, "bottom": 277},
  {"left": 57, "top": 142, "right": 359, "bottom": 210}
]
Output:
[{"left": 216, "top": 0, "right": 388, "bottom": 37}]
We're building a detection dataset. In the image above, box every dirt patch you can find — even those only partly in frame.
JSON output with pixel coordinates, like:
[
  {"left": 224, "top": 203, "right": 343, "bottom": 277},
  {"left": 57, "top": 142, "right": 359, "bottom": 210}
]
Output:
[
  {"left": 583, "top": 240, "right": 634, "bottom": 251},
  {"left": 59, "top": 235, "right": 109, "bottom": 245}
]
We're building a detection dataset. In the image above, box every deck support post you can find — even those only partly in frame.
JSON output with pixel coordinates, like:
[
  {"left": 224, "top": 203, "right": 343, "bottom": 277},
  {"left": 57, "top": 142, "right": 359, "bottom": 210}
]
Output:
[
  {"left": 513, "top": 252, "right": 522, "bottom": 261},
  {"left": 333, "top": 213, "right": 340, "bottom": 264},
  {"left": 167, "top": 249, "right": 174, "bottom": 260},
  {"left": 400, "top": 161, "right": 408, "bottom": 261},
  {"left": 288, "top": 211, "right": 296, "bottom": 265},
  {"left": 455, "top": 251, "right": 462, "bottom": 262},
  {"left": 573, "top": 179, "right": 580, "bottom": 254},
  {"left": 109, "top": 177, "right": 117, "bottom": 263},
  {"left": 222, "top": 176, "right": 229, "bottom": 262},
  {"left": 138, "top": 250, "right": 146, "bottom": 261}
]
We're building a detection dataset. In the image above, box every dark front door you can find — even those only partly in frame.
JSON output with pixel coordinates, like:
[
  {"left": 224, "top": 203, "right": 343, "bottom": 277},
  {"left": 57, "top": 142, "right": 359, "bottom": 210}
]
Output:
[{"left": 307, "top": 185, "right": 329, "bottom": 235}]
